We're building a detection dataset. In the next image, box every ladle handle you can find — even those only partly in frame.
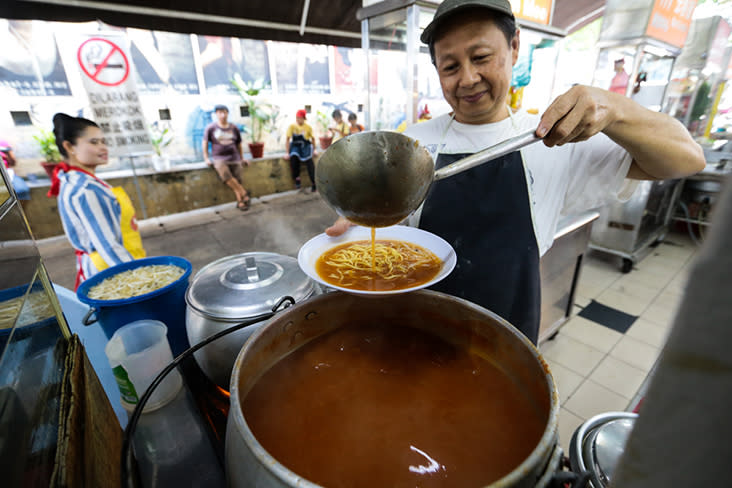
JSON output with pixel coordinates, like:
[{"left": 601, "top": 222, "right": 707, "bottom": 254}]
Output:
[{"left": 433, "top": 129, "right": 542, "bottom": 181}]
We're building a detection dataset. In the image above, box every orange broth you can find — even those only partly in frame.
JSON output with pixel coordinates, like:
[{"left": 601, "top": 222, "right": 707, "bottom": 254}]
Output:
[{"left": 241, "top": 323, "right": 546, "bottom": 488}]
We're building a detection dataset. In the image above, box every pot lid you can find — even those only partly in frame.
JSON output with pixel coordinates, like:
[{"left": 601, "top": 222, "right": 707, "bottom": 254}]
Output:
[
  {"left": 185, "top": 252, "right": 316, "bottom": 320},
  {"left": 573, "top": 413, "right": 636, "bottom": 488}
]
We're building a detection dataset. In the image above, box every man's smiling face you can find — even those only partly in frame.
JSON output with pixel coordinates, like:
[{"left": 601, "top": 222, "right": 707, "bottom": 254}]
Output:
[{"left": 433, "top": 11, "right": 519, "bottom": 125}]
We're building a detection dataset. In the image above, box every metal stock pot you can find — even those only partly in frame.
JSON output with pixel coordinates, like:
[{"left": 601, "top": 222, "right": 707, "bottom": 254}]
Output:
[
  {"left": 226, "top": 290, "right": 561, "bottom": 488},
  {"left": 185, "top": 252, "right": 320, "bottom": 388}
]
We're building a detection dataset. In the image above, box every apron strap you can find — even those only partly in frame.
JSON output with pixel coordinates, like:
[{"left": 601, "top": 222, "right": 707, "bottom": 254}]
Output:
[{"left": 74, "top": 249, "right": 87, "bottom": 291}]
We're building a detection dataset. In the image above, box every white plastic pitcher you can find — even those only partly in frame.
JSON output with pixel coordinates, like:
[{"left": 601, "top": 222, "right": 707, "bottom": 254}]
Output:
[{"left": 105, "top": 319, "right": 182, "bottom": 412}]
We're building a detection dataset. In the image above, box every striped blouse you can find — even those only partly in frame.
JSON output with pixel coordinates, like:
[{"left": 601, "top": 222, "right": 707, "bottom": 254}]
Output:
[{"left": 56, "top": 169, "right": 133, "bottom": 279}]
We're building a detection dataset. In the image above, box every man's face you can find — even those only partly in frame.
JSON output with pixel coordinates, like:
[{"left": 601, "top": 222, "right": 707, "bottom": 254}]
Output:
[
  {"left": 296, "top": 116, "right": 305, "bottom": 125},
  {"left": 433, "top": 14, "right": 519, "bottom": 125},
  {"left": 216, "top": 109, "right": 228, "bottom": 124}
]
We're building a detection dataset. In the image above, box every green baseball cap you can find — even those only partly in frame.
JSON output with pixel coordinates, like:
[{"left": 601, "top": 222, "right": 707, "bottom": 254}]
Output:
[{"left": 420, "top": 0, "right": 515, "bottom": 44}]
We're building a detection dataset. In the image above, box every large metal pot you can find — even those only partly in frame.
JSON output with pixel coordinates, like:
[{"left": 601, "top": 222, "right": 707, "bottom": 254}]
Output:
[
  {"left": 226, "top": 290, "right": 561, "bottom": 487},
  {"left": 185, "top": 252, "right": 320, "bottom": 388}
]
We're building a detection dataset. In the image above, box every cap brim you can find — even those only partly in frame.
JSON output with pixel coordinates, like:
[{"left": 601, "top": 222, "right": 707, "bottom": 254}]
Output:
[{"left": 420, "top": 1, "right": 514, "bottom": 44}]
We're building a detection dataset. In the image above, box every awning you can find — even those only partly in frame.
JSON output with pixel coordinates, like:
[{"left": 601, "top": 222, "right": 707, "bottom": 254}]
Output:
[{"left": 1, "top": 0, "right": 605, "bottom": 47}]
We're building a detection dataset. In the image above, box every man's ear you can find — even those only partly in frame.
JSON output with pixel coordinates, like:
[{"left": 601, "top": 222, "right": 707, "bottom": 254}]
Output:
[{"left": 511, "top": 29, "right": 521, "bottom": 66}]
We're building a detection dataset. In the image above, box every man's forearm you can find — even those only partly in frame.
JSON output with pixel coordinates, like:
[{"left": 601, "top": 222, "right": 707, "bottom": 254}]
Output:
[{"left": 604, "top": 94, "right": 705, "bottom": 180}]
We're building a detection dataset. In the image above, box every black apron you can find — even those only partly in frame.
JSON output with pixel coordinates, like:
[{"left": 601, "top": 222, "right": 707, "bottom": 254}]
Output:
[
  {"left": 289, "top": 133, "right": 313, "bottom": 161},
  {"left": 419, "top": 150, "right": 541, "bottom": 344}
]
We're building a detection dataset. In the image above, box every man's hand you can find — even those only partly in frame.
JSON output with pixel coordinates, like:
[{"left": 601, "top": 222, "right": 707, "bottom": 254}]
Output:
[
  {"left": 325, "top": 216, "right": 354, "bottom": 237},
  {"left": 243, "top": 159, "right": 251, "bottom": 167},
  {"left": 537, "top": 84, "right": 705, "bottom": 180},
  {"left": 204, "top": 157, "right": 212, "bottom": 167},
  {"left": 284, "top": 154, "right": 290, "bottom": 160},
  {"left": 537, "top": 85, "right": 615, "bottom": 147}
]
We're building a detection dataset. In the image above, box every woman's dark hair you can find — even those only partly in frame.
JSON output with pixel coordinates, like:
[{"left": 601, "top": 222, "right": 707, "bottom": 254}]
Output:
[
  {"left": 332, "top": 109, "right": 342, "bottom": 119},
  {"left": 52, "top": 113, "right": 99, "bottom": 158},
  {"left": 428, "top": 9, "right": 516, "bottom": 65}
]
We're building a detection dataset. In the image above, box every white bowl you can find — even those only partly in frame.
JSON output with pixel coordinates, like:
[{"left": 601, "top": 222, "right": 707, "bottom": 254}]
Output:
[{"left": 297, "top": 225, "right": 457, "bottom": 297}]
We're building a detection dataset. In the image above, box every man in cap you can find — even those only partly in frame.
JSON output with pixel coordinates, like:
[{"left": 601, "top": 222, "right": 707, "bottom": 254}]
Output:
[
  {"left": 203, "top": 104, "right": 251, "bottom": 210},
  {"left": 327, "top": 0, "right": 704, "bottom": 344}
]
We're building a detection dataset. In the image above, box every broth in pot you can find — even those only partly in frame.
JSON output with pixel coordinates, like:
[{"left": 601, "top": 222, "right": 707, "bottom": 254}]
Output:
[{"left": 242, "top": 322, "right": 546, "bottom": 487}]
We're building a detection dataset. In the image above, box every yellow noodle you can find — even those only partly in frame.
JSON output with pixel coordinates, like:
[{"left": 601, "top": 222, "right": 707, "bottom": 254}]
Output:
[
  {"left": 316, "top": 240, "right": 441, "bottom": 291},
  {"left": 0, "top": 291, "right": 55, "bottom": 330}
]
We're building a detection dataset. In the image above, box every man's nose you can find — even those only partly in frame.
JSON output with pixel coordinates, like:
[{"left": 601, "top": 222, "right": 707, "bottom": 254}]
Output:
[{"left": 458, "top": 63, "right": 481, "bottom": 87}]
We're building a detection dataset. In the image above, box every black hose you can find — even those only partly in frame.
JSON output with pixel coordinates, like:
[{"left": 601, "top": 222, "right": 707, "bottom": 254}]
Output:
[{"left": 121, "top": 295, "right": 296, "bottom": 487}]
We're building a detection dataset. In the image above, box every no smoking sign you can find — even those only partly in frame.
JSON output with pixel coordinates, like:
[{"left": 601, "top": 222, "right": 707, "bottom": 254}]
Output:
[{"left": 77, "top": 37, "right": 130, "bottom": 87}]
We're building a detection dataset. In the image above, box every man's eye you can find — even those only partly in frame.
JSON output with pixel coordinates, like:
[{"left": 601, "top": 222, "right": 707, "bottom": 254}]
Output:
[
  {"left": 474, "top": 55, "right": 489, "bottom": 62},
  {"left": 441, "top": 64, "right": 458, "bottom": 72}
]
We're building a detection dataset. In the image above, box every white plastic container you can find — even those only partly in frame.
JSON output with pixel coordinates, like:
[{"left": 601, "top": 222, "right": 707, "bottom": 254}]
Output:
[
  {"left": 106, "top": 319, "right": 225, "bottom": 487},
  {"left": 105, "top": 319, "right": 182, "bottom": 412}
]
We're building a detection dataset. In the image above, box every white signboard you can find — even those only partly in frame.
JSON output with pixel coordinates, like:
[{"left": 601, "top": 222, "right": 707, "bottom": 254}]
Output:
[{"left": 77, "top": 33, "right": 153, "bottom": 156}]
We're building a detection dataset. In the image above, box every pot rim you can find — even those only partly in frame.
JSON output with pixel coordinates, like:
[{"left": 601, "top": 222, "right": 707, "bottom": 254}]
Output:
[{"left": 228, "top": 290, "right": 560, "bottom": 488}]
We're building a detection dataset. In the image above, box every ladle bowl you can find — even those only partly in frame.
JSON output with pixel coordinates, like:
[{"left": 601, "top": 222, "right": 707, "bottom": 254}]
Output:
[
  {"left": 315, "top": 131, "right": 434, "bottom": 227},
  {"left": 315, "top": 129, "right": 541, "bottom": 228}
]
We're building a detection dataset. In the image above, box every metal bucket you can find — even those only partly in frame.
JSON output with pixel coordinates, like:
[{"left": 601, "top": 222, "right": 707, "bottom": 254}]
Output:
[{"left": 226, "top": 290, "right": 561, "bottom": 487}]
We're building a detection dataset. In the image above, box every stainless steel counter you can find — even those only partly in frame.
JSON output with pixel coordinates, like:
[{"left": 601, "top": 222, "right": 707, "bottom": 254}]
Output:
[{"left": 539, "top": 211, "right": 599, "bottom": 343}]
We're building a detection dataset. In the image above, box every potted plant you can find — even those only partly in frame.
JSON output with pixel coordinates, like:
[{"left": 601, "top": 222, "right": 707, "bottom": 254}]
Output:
[
  {"left": 232, "top": 75, "right": 274, "bottom": 158},
  {"left": 316, "top": 110, "right": 333, "bottom": 150},
  {"left": 33, "top": 128, "right": 62, "bottom": 179},
  {"left": 150, "top": 122, "right": 173, "bottom": 171}
]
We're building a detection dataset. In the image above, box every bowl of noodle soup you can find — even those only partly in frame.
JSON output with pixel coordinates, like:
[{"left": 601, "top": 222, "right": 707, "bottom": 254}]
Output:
[
  {"left": 76, "top": 256, "right": 192, "bottom": 355},
  {"left": 298, "top": 225, "right": 456, "bottom": 296}
]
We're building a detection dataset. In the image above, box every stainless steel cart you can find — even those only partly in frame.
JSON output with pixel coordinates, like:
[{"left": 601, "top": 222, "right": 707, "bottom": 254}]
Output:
[{"left": 589, "top": 179, "right": 684, "bottom": 273}]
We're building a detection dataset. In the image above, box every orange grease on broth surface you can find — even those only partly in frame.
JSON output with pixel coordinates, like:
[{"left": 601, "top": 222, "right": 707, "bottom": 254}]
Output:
[
  {"left": 241, "top": 323, "right": 546, "bottom": 488},
  {"left": 315, "top": 239, "right": 442, "bottom": 291}
]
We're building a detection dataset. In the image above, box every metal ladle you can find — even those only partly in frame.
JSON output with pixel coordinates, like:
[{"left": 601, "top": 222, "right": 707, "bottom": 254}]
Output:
[{"left": 315, "top": 129, "right": 542, "bottom": 227}]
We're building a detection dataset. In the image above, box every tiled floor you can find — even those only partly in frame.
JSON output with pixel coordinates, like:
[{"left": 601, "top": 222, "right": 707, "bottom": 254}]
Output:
[{"left": 539, "top": 230, "right": 698, "bottom": 455}]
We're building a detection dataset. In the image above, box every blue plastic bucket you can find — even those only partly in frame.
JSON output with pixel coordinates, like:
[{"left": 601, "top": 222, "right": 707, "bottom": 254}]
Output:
[{"left": 76, "top": 256, "right": 192, "bottom": 356}]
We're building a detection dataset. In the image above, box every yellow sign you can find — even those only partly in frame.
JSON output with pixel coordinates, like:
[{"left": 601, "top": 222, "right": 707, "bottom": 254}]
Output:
[
  {"left": 645, "top": 0, "right": 697, "bottom": 48},
  {"left": 510, "top": 0, "right": 553, "bottom": 26}
]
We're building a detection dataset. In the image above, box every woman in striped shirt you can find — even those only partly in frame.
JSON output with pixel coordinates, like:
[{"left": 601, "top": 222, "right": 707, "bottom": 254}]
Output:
[{"left": 48, "top": 113, "right": 146, "bottom": 289}]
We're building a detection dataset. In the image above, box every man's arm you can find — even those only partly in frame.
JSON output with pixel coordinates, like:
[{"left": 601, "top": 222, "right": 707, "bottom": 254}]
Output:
[
  {"left": 538, "top": 85, "right": 705, "bottom": 180},
  {"left": 238, "top": 141, "right": 250, "bottom": 166},
  {"left": 202, "top": 131, "right": 211, "bottom": 165}
]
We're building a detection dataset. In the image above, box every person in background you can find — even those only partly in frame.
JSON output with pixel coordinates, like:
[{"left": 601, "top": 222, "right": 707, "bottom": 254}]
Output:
[
  {"left": 284, "top": 109, "right": 317, "bottom": 193},
  {"left": 0, "top": 139, "right": 31, "bottom": 208},
  {"left": 48, "top": 113, "right": 146, "bottom": 290},
  {"left": 203, "top": 104, "right": 251, "bottom": 211},
  {"left": 329, "top": 109, "right": 349, "bottom": 142},
  {"left": 348, "top": 113, "right": 364, "bottom": 135},
  {"left": 326, "top": 0, "right": 704, "bottom": 345},
  {"left": 609, "top": 58, "right": 630, "bottom": 95}
]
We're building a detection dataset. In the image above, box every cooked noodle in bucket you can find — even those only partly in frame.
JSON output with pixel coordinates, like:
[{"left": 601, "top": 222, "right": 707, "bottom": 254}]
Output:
[{"left": 87, "top": 264, "right": 185, "bottom": 300}]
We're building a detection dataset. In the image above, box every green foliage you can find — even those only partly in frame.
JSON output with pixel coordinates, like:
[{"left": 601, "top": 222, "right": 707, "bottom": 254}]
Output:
[
  {"left": 231, "top": 75, "right": 275, "bottom": 143},
  {"left": 149, "top": 123, "right": 173, "bottom": 156},
  {"left": 315, "top": 110, "right": 331, "bottom": 136},
  {"left": 691, "top": 81, "right": 712, "bottom": 121},
  {"left": 32, "top": 128, "right": 62, "bottom": 163}
]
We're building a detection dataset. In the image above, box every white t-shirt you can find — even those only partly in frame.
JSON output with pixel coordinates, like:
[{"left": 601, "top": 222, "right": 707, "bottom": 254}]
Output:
[{"left": 404, "top": 110, "right": 635, "bottom": 256}]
